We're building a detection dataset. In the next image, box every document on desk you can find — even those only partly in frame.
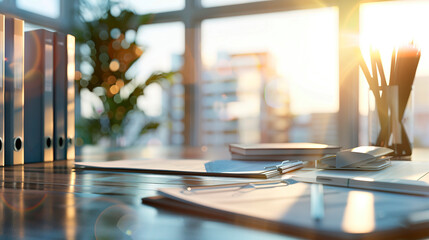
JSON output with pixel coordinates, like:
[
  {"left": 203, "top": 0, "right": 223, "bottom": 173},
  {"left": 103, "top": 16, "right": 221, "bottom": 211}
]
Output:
[
  {"left": 292, "top": 161, "right": 429, "bottom": 195},
  {"left": 144, "top": 181, "right": 429, "bottom": 239},
  {"left": 294, "top": 161, "right": 429, "bottom": 182},
  {"left": 75, "top": 159, "right": 303, "bottom": 179}
]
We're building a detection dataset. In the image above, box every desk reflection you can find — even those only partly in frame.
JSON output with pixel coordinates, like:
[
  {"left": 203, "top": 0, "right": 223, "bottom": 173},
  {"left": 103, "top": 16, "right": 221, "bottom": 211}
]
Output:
[{"left": 342, "top": 191, "right": 375, "bottom": 233}]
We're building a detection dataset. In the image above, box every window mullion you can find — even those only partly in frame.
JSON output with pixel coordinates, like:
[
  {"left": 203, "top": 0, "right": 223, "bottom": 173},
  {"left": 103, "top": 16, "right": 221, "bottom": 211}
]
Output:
[
  {"left": 183, "top": 0, "right": 202, "bottom": 146},
  {"left": 338, "top": 0, "right": 360, "bottom": 148}
]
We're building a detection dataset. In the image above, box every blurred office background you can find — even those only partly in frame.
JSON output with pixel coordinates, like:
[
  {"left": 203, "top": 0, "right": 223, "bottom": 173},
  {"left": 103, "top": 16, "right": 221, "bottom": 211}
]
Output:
[{"left": 3, "top": 0, "right": 429, "bottom": 150}]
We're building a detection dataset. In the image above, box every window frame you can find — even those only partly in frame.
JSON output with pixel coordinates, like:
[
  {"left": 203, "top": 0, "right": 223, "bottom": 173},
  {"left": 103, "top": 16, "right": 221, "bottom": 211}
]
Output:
[{"left": 0, "top": 0, "right": 74, "bottom": 32}]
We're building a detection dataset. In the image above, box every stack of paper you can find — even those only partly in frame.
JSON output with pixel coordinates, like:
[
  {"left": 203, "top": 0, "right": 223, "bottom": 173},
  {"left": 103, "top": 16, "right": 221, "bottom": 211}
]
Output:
[
  {"left": 75, "top": 159, "right": 303, "bottom": 179},
  {"left": 229, "top": 143, "right": 341, "bottom": 161}
]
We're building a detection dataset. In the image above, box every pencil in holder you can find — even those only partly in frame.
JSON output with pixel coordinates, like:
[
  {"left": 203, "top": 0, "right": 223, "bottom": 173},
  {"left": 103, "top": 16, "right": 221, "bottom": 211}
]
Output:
[{"left": 368, "top": 85, "right": 413, "bottom": 158}]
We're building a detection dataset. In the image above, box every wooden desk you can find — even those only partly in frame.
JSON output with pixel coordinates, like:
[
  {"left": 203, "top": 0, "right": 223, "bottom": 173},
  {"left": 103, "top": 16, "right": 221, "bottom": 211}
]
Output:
[
  {"left": 1, "top": 147, "right": 428, "bottom": 239},
  {"left": 0, "top": 146, "right": 292, "bottom": 239}
]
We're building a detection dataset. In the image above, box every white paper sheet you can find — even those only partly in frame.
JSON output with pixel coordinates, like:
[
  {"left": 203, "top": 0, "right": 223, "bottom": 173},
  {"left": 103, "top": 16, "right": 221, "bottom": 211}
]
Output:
[{"left": 292, "top": 161, "right": 429, "bottom": 182}]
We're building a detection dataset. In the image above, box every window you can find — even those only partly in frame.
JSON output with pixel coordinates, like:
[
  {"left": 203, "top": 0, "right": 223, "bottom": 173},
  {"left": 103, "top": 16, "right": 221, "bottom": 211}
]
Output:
[
  {"left": 16, "top": 0, "right": 60, "bottom": 18},
  {"left": 202, "top": 0, "right": 267, "bottom": 7},
  {"left": 201, "top": 8, "right": 339, "bottom": 145},
  {"left": 126, "top": 22, "right": 185, "bottom": 145},
  {"left": 76, "top": 0, "right": 429, "bottom": 149},
  {"left": 121, "top": 0, "right": 185, "bottom": 14},
  {"left": 359, "top": 1, "right": 429, "bottom": 147}
]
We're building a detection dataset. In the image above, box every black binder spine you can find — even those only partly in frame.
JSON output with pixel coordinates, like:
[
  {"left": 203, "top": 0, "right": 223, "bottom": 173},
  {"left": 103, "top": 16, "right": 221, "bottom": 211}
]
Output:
[
  {"left": 66, "top": 35, "right": 75, "bottom": 160},
  {"left": 0, "top": 15, "right": 4, "bottom": 166},
  {"left": 24, "top": 29, "right": 54, "bottom": 163},
  {"left": 53, "top": 32, "right": 66, "bottom": 160},
  {"left": 5, "top": 17, "right": 24, "bottom": 165}
]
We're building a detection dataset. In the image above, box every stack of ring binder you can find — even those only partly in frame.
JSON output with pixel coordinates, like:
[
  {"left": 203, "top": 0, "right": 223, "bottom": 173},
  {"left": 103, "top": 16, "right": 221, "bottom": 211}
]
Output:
[{"left": 0, "top": 16, "right": 76, "bottom": 165}]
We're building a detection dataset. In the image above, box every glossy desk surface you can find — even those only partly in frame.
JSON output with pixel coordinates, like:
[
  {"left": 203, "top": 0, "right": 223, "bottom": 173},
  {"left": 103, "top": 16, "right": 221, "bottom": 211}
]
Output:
[{"left": 1, "top": 146, "right": 429, "bottom": 239}]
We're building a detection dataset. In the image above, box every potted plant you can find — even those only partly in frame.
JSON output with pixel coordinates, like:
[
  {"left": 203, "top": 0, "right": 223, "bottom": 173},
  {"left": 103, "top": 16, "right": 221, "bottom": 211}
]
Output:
[{"left": 74, "top": 1, "right": 176, "bottom": 147}]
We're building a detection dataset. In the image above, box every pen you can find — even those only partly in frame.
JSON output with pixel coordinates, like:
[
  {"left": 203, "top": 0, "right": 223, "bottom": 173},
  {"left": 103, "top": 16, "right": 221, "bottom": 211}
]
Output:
[
  {"left": 311, "top": 183, "right": 324, "bottom": 222},
  {"left": 183, "top": 179, "right": 298, "bottom": 194}
]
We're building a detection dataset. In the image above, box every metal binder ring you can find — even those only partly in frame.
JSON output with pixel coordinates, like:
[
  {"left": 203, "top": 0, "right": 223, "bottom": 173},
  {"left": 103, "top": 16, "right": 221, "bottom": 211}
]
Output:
[
  {"left": 58, "top": 137, "right": 64, "bottom": 148},
  {"left": 45, "top": 137, "right": 52, "bottom": 148},
  {"left": 13, "top": 137, "right": 22, "bottom": 151}
]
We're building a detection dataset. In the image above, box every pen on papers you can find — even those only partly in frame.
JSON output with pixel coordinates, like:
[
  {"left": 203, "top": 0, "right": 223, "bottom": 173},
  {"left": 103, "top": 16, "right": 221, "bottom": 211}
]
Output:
[
  {"left": 184, "top": 179, "right": 298, "bottom": 193},
  {"left": 311, "top": 184, "right": 324, "bottom": 222}
]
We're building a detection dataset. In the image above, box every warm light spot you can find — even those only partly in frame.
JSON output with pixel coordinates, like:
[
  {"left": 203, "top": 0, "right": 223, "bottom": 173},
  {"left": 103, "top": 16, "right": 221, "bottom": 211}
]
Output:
[
  {"left": 351, "top": 146, "right": 377, "bottom": 153},
  {"left": 110, "top": 85, "right": 120, "bottom": 95},
  {"left": 352, "top": 177, "right": 375, "bottom": 182},
  {"left": 134, "top": 47, "right": 143, "bottom": 56},
  {"left": 75, "top": 71, "right": 82, "bottom": 80},
  {"left": 201, "top": 146, "right": 208, "bottom": 152},
  {"left": 116, "top": 79, "right": 124, "bottom": 88},
  {"left": 342, "top": 191, "right": 375, "bottom": 233},
  {"left": 109, "top": 59, "right": 120, "bottom": 72}
]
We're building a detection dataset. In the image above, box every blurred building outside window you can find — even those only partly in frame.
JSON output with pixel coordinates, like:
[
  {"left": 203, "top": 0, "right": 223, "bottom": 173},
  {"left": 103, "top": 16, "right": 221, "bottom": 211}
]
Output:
[{"left": 201, "top": 9, "right": 339, "bottom": 146}]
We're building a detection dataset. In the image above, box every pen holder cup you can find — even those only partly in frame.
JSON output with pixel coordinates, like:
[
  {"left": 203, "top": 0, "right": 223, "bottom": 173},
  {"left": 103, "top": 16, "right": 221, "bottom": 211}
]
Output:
[{"left": 368, "top": 86, "right": 413, "bottom": 158}]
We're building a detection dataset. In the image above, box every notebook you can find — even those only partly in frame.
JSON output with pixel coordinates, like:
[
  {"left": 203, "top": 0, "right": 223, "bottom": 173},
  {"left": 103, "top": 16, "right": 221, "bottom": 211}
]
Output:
[
  {"left": 75, "top": 159, "right": 304, "bottom": 179},
  {"left": 229, "top": 143, "right": 341, "bottom": 156}
]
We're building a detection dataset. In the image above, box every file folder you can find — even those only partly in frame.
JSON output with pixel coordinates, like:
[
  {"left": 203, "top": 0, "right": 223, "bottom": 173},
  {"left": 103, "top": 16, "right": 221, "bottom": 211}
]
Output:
[
  {"left": 24, "top": 29, "right": 54, "bottom": 163},
  {"left": 66, "top": 34, "right": 75, "bottom": 160},
  {"left": 4, "top": 17, "right": 24, "bottom": 166},
  {"left": 0, "top": 15, "right": 4, "bottom": 166},
  {"left": 53, "top": 32, "right": 66, "bottom": 160}
]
